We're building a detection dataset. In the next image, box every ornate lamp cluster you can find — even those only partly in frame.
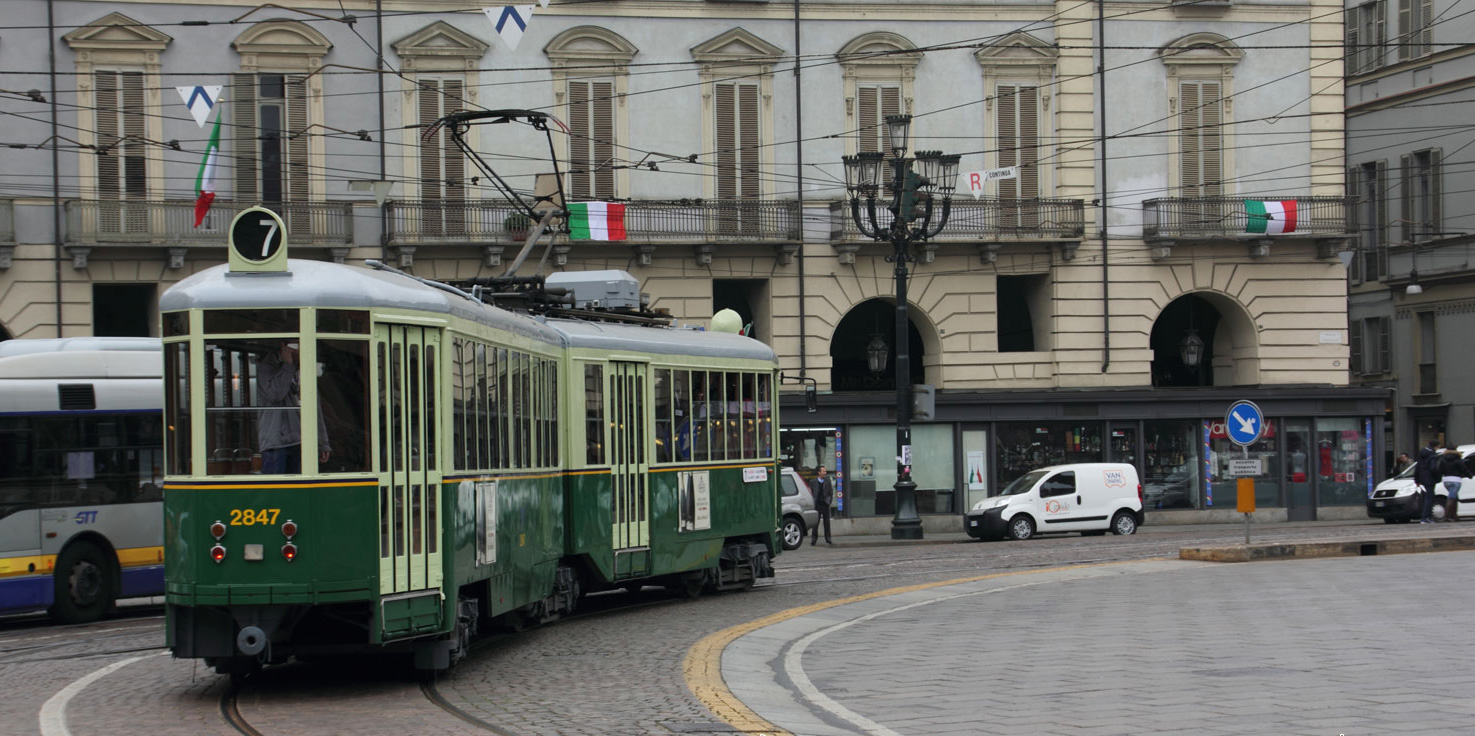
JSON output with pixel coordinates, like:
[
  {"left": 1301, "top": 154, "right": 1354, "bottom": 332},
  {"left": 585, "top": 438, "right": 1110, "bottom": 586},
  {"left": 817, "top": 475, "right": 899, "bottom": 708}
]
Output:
[{"left": 840, "top": 115, "right": 961, "bottom": 245}]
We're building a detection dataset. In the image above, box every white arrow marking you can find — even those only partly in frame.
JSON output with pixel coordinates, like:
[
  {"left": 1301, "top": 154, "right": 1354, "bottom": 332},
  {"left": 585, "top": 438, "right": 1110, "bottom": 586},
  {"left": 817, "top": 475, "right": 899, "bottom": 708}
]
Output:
[{"left": 1232, "top": 410, "right": 1257, "bottom": 437}]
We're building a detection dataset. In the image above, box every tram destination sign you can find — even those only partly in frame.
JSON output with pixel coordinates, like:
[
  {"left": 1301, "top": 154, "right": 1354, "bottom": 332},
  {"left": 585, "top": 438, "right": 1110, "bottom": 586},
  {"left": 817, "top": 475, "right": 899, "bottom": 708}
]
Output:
[{"left": 227, "top": 206, "right": 289, "bottom": 272}]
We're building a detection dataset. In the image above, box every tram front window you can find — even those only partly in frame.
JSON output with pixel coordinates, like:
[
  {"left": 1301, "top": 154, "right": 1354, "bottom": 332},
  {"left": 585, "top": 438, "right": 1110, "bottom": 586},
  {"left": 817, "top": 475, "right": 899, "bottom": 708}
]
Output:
[{"left": 205, "top": 339, "right": 349, "bottom": 475}]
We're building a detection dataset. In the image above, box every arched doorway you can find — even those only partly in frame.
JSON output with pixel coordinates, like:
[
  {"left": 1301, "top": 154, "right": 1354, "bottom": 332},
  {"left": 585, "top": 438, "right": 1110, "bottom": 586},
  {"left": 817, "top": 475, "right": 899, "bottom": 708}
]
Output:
[
  {"left": 831, "top": 298, "right": 926, "bottom": 392},
  {"left": 1151, "top": 294, "right": 1221, "bottom": 387}
]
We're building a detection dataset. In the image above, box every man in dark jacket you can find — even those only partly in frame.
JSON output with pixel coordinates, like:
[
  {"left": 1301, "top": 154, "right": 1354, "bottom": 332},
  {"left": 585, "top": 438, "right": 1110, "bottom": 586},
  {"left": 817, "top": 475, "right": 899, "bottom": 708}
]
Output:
[
  {"left": 810, "top": 465, "right": 834, "bottom": 546},
  {"left": 1415, "top": 442, "right": 1441, "bottom": 523}
]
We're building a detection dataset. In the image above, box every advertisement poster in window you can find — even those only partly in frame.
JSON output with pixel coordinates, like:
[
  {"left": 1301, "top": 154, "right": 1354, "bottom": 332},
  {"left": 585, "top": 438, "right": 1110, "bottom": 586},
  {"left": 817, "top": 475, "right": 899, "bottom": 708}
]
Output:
[
  {"left": 678, "top": 470, "right": 711, "bottom": 532},
  {"left": 966, "top": 450, "right": 986, "bottom": 492}
]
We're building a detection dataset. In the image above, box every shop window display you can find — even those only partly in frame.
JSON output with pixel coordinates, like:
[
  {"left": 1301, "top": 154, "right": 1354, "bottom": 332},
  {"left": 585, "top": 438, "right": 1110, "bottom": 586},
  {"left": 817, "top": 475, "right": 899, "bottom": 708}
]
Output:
[
  {"left": 1206, "top": 418, "right": 1281, "bottom": 508},
  {"left": 1316, "top": 417, "right": 1372, "bottom": 505},
  {"left": 1142, "top": 420, "right": 1200, "bottom": 509},
  {"left": 995, "top": 422, "right": 1103, "bottom": 488},
  {"left": 848, "top": 424, "right": 956, "bottom": 515}
]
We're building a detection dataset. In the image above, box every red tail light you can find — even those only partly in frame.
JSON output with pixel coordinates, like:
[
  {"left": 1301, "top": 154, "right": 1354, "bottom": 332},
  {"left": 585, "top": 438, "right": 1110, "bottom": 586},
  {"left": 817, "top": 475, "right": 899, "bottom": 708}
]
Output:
[
  {"left": 281, "top": 520, "right": 298, "bottom": 539},
  {"left": 1138, "top": 483, "right": 1144, "bottom": 506},
  {"left": 281, "top": 543, "right": 298, "bottom": 562},
  {"left": 210, "top": 544, "right": 226, "bottom": 563},
  {"left": 210, "top": 521, "right": 227, "bottom": 540}
]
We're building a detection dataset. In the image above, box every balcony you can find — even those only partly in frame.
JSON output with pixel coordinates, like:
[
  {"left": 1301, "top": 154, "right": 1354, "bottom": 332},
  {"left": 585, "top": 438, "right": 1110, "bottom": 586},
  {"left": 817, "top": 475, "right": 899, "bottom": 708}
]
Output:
[
  {"left": 1141, "top": 195, "right": 1354, "bottom": 259},
  {"left": 828, "top": 197, "right": 1086, "bottom": 263},
  {"left": 0, "top": 199, "right": 13, "bottom": 269},
  {"left": 385, "top": 198, "right": 803, "bottom": 266},
  {"left": 64, "top": 199, "right": 354, "bottom": 268}
]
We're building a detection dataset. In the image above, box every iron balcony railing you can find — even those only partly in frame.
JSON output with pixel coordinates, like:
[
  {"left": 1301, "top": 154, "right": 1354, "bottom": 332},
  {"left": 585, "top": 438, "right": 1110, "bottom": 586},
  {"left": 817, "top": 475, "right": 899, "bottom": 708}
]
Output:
[
  {"left": 386, "top": 199, "right": 803, "bottom": 245},
  {"left": 1142, "top": 195, "right": 1354, "bottom": 240},
  {"left": 829, "top": 197, "right": 1086, "bottom": 242},
  {"left": 64, "top": 199, "right": 353, "bottom": 246}
]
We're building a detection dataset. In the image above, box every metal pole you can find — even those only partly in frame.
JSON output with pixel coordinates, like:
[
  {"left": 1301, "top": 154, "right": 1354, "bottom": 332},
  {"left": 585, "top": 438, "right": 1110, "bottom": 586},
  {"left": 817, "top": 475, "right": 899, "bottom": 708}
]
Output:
[
  {"left": 891, "top": 165, "right": 921, "bottom": 540},
  {"left": 1243, "top": 445, "right": 1251, "bottom": 545}
]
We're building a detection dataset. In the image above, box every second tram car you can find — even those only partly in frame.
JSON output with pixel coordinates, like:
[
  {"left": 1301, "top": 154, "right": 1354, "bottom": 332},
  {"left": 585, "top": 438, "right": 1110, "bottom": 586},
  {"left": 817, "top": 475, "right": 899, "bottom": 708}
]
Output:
[{"left": 161, "top": 238, "right": 780, "bottom": 675}]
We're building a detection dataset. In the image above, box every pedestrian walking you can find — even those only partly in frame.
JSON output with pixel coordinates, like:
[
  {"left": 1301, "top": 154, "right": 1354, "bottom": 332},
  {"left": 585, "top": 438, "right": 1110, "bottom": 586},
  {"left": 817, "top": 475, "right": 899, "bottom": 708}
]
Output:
[
  {"left": 1439, "top": 449, "right": 1470, "bottom": 522},
  {"left": 810, "top": 465, "right": 833, "bottom": 546},
  {"left": 1416, "top": 442, "right": 1441, "bottom": 523}
]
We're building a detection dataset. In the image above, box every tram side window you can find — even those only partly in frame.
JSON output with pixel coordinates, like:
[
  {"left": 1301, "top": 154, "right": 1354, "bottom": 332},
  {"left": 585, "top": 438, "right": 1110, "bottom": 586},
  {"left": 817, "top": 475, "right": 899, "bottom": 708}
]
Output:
[
  {"left": 585, "top": 364, "right": 605, "bottom": 464},
  {"left": 319, "top": 339, "right": 370, "bottom": 473},
  {"left": 692, "top": 371, "right": 710, "bottom": 462},
  {"left": 724, "top": 372, "right": 741, "bottom": 460},
  {"left": 654, "top": 369, "right": 672, "bottom": 464},
  {"left": 673, "top": 370, "right": 692, "bottom": 462},
  {"left": 742, "top": 372, "right": 757, "bottom": 458},
  {"left": 757, "top": 373, "right": 772, "bottom": 458},
  {"left": 452, "top": 340, "right": 466, "bottom": 470},
  {"left": 165, "top": 342, "right": 191, "bottom": 475},
  {"left": 548, "top": 361, "right": 559, "bottom": 468}
]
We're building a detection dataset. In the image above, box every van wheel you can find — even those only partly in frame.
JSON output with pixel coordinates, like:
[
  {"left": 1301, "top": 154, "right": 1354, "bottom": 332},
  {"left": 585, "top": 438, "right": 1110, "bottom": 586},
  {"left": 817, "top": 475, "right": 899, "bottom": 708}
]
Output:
[
  {"left": 1007, "top": 516, "right": 1035, "bottom": 541},
  {"left": 1112, "top": 511, "right": 1138, "bottom": 536},
  {"left": 781, "top": 516, "right": 805, "bottom": 551}
]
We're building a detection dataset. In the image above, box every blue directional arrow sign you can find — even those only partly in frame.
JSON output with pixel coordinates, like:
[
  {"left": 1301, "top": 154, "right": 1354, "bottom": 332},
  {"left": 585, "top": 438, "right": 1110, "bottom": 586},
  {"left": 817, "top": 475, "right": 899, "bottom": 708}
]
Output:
[{"left": 1225, "top": 400, "right": 1265, "bottom": 447}]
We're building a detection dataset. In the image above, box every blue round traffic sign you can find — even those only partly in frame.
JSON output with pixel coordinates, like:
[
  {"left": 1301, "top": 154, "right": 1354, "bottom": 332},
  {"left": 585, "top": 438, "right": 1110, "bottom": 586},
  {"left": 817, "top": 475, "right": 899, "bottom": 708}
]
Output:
[{"left": 1225, "top": 400, "right": 1265, "bottom": 446}]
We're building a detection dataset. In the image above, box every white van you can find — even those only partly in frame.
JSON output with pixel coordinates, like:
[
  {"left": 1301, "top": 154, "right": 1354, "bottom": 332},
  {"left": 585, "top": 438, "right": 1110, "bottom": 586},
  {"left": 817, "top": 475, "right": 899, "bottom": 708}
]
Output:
[
  {"left": 965, "top": 463, "right": 1144, "bottom": 541},
  {"left": 1367, "top": 444, "right": 1475, "bottom": 523}
]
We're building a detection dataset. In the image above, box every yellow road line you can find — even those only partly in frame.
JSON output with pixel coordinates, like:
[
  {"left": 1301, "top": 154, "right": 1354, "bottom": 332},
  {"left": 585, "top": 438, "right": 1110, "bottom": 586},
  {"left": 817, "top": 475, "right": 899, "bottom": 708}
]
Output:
[{"left": 683, "top": 558, "right": 1163, "bottom": 736}]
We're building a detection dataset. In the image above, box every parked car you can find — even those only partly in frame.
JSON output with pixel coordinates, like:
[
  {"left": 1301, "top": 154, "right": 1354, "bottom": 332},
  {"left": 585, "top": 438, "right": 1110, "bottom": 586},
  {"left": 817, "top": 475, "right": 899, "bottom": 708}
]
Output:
[
  {"left": 780, "top": 467, "right": 819, "bottom": 550},
  {"left": 1367, "top": 444, "right": 1475, "bottom": 522},
  {"left": 965, "top": 463, "right": 1144, "bottom": 541}
]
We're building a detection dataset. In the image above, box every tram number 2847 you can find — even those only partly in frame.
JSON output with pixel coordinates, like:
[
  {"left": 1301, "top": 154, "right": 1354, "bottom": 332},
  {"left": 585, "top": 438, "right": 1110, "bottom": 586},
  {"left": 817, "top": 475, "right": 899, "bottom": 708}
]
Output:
[{"left": 230, "top": 509, "right": 282, "bottom": 526}]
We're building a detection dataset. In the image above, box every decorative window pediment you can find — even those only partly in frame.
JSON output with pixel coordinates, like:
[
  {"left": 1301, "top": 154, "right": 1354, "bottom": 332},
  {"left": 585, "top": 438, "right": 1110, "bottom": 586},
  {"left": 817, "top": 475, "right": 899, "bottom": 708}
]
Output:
[
  {"left": 837, "top": 32, "right": 921, "bottom": 68},
  {"left": 1159, "top": 33, "right": 1244, "bottom": 75},
  {"left": 393, "top": 21, "right": 489, "bottom": 69},
  {"left": 232, "top": 20, "right": 333, "bottom": 60},
  {"left": 63, "top": 12, "right": 172, "bottom": 52},
  {"left": 545, "top": 26, "right": 638, "bottom": 67},
  {"left": 691, "top": 28, "right": 784, "bottom": 66},
  {"left": 973, "top": 32, "right": 1057, "bottom": 69}
]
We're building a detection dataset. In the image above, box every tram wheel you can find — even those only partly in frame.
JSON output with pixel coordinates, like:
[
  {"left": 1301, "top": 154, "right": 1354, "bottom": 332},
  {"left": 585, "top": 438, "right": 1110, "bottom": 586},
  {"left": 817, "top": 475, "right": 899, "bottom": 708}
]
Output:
[{"left": 52, "top": 541, "right": 113, "bottom": 624}]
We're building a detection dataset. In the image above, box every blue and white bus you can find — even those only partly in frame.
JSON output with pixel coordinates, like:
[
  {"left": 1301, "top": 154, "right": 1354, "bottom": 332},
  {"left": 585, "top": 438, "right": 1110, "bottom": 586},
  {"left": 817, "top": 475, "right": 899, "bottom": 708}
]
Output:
[{"left": 0, "top": 338, "right": 165, "bottom": 622}]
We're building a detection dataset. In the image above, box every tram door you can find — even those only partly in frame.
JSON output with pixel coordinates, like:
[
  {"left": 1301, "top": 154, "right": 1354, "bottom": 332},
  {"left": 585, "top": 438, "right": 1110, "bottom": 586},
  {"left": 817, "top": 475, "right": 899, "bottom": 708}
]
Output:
[
  {"left": 376, "top": 325, "right": 443, "bottom": 597},
  {"left": 607, "top": 362, "right": 650, "bottom": 576}
]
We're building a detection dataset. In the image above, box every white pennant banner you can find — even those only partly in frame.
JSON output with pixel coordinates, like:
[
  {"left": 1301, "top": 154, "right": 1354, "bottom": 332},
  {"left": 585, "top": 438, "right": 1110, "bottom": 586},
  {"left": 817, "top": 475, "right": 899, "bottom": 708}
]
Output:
[
  {"left": 962, "top": 167, "right": 1019, "bottom": 199},
  {"left": 485, "top": 5, "right": 538, "bottom": 51},
  {"left": 175, "top": 85, "right": 223, "bottom": 128}
]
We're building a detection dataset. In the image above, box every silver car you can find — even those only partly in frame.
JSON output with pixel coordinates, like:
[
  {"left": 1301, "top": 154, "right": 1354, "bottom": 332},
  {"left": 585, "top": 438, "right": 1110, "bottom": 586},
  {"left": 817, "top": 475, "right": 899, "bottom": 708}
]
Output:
[{"left": 780, "top": 467, "right": 819, "bottom": 550}]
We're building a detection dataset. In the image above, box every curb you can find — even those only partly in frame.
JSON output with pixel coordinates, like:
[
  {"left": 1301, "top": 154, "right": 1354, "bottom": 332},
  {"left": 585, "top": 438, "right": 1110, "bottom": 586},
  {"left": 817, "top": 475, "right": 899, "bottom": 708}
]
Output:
[{"left": 1179, "top": 535, "right": 1475, "bottom": 562}]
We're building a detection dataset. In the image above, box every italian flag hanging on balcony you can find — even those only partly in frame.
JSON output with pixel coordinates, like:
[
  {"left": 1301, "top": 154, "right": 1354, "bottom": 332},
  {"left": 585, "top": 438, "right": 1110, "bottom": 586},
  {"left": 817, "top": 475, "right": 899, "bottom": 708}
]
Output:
[
  {"left": 193, "top": 116, "right": 221, "bottom": 228},
  {"left": 568, "top": 201, "right": 626, "bottom": 241},
  {"left": 1244, "top": 199, "right": 1297, "bottom": 235}
]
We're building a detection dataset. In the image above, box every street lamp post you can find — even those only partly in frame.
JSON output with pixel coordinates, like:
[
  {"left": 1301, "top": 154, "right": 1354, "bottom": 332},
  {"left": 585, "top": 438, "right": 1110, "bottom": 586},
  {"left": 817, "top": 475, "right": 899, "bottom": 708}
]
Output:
[{"left": 842, "top": 114, "right": 960, "bottom": 540}]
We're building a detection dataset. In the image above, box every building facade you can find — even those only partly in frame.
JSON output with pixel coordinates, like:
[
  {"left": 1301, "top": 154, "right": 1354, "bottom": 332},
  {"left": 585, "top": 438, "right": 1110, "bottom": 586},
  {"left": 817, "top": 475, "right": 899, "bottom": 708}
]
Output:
[
  {"left": 1345, "top": 0, "right": 1475, "bottom": 458},
  {"left": 0, "top": 0, "right": 1381, "bottom": 526}
]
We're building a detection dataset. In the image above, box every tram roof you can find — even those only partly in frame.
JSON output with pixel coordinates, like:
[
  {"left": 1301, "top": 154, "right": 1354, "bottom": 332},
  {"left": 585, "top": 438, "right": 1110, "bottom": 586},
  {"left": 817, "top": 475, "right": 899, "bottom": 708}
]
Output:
[
  {"left": 547, "top": 318, "right": 776, "bottom": 363},
  {"left": 160, "top": 260, "right": 562, "bottom": 344}
]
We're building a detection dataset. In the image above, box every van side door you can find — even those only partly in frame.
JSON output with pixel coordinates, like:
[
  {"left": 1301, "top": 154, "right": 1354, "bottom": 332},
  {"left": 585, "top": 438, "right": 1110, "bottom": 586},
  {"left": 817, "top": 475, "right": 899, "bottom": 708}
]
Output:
[{"left": 1037, "top": 471, "right": 1081, "bottom": 530}]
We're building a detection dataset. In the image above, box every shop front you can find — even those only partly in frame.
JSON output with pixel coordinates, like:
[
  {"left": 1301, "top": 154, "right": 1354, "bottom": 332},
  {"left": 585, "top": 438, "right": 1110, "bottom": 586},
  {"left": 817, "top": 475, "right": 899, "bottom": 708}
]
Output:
[{"left": 779, "top": 386, "right": 1390, "bottom": 526}]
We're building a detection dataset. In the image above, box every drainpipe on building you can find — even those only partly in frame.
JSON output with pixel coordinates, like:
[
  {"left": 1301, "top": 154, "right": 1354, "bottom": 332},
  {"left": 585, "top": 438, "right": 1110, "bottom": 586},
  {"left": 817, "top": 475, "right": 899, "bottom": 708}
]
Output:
[
  {"left": 793, "top": 0, "right": 808, "bottom": 376},
  {"left": 1097, "top": 0, "right": 1110, "bottom": 373},
  {"left": 48, "top": 0, "right": 63, "bottom": 337}
]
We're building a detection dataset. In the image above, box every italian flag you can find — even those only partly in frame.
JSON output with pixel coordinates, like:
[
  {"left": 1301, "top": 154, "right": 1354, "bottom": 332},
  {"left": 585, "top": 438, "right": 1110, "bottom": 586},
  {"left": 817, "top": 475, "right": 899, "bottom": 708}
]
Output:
[
  {"left": 193, "top": 116, "right": 222, "bottom": 228},
  {"left": 568, "top": 202, "right": 626, "bottom": 241},
  {"left": 1244, "top": 199, "right": 1297, "bottom": 235}
]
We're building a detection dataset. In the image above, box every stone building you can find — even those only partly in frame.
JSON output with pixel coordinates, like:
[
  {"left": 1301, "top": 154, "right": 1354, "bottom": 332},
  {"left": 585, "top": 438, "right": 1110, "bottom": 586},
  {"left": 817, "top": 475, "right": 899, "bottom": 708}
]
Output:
[{"left": 0, "top": 0, "right": 1384, "bottom": 526}]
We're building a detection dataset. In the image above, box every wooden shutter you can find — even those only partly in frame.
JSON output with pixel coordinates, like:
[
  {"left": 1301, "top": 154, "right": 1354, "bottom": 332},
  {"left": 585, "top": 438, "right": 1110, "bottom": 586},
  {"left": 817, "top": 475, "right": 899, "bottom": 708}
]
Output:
[
  {"left": 120, "top": 72, "right": 147, "bottom": 230},
  {"left": 1018, "top": 85, "right": 1039, "bottom": 203},
  {"left": 1374, "top": 1, "right": 1388, "bottom": 69},
  {"left": 858, "top": 86, "right": 878, "bottom": 153},
  {"left": 443, "top": 80, "right": 465, "bottom": 210},
  {"left": 1349, "top": 319, "right": 1363, "bottom": 375},
  {"left": 94, "top": 72, "right": 120, "bottom": 203},
  {"left": 1400, "top": 153, "right": 1412, "bottom": 243},
  {"left": 1347, "top": 5, "right": 1362, "bottom": 74},
  {"left": 1199, "top": 83, "right": 1222, "bottom": 198},
  {"left": 592, "top": 81, "right": 615, "bottom": 199},
  {"left": 1376, "top": 159, "right": 1389, "bottom": 274},
  {"left": 1398, "top": 0, "right": 1413, "bottom": 60},
  {"left": 286, "top": 76, "right": 309, "bottom": 203},
  {"left": 1347, "top": 166, "right": 1362, "bottom": 283},
  {"left": 997, "top": 85, "right": 1018, "bottom": 196},
  {"left": 1377, "top": 317, "right": 1392, "bottom": 374},
  {"left": 419, "top": 81, "right": 443, "bottom": 202},
  {"left": 1428, "top": 147, "right": 1442, "bottom": 234},
  {"left": 567, "top": 80, "right": 591, "bottom": 199},
  {"left": 716, "top": 83, "right": 736, "bottom": 200},
  {"left": 233, "top": 73, "right": 257, "bottom": 202},
  {"left": 1179, "top": 82, "right": 1201, "bottom": 199},
  {"left": 1419, "top": 0, "right": 1433, "bottom": 56},
  {"left": 739, "top": 83, "right": 759, "bottom": 199}
]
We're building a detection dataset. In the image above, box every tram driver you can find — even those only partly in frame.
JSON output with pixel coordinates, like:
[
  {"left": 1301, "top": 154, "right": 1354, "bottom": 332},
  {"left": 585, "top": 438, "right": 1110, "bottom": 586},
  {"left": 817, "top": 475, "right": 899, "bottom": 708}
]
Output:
[{"left": 257, "top": 341, "right": 331, "bottom": 474}]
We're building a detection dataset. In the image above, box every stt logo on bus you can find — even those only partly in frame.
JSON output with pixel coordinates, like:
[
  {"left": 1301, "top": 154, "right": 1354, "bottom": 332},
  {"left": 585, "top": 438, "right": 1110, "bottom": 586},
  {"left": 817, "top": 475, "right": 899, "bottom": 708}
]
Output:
[{"left": 74, "top": 510, "right": 98, "bottom": 524}]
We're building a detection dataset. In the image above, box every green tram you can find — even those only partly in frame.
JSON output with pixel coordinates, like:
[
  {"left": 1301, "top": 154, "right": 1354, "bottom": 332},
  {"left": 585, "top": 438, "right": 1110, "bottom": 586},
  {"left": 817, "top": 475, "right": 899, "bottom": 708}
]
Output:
[{"left": 160, "top": 222, "right": 779, "bottom": 675}]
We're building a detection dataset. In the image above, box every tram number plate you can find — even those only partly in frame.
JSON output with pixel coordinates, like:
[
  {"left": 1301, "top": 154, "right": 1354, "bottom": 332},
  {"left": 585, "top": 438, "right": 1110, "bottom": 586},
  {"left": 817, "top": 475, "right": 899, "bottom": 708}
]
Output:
[{"left": 230, "top": 508, "right": 282, "bottom": 526}]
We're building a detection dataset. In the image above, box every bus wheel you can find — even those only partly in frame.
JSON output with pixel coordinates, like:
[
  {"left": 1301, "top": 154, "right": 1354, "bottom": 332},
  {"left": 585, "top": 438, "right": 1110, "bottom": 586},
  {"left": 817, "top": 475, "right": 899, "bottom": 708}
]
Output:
[{"left": 53, "top": 541, "right": 113, "bottom": 624}]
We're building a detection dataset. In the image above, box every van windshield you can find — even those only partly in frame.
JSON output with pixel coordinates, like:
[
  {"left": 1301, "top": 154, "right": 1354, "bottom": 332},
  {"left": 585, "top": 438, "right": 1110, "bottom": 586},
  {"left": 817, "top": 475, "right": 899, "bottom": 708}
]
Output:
[{"left": 1001, "top": 470, "right": 1047, "bottom": 495}]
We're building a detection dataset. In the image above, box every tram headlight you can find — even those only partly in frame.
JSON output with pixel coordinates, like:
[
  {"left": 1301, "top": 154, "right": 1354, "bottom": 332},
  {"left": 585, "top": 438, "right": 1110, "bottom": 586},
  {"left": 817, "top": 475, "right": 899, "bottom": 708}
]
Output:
[
  {"left": 210, "top": 544, "right": 227, "bottom": 563},
  {"left": 281, "top": 543, "right": 298, "bottom": 562},
  {"left": 281, "top": 520, "right": 298, "bottom": 539},
  {"left": 210, "top": 521, "right": 227, "bottom": 540}
]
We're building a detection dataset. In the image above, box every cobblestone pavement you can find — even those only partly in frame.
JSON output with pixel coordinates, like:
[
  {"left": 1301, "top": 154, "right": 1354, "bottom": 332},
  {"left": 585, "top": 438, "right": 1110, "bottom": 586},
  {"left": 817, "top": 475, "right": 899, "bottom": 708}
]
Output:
[{"left": 3, "top": 519, "right": 1471, "bottom": 736}]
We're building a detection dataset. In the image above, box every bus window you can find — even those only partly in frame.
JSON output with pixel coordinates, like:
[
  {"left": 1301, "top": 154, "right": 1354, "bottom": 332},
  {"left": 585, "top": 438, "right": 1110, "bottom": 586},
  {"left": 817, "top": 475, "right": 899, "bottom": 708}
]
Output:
[{"left": 318, "top": 339, "right": 370, "bottom": 473}]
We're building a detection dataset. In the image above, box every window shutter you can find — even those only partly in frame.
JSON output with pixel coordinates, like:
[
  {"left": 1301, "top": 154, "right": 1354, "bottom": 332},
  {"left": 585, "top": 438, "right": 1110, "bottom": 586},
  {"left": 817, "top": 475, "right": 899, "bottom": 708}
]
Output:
[
  {"left": 715, "top": 83, "right": 736, "bottom": 200},
  {"left": 419, "top": 81, "right": 443, "bottom": 202},
  {"left": 1346, "top": 164, "right": 1360, "bottom": 283},
  {"left": 592, "top": 81, "right": 615, "bottom": 199},
  {"left": 1428, "top": 147, "right": 1441, "bottom": 233},
  {"left": 1376, "top": 159, "right": 1388, "bottom": 275},
  {"left": 1398, "top": 0, "right": 1413, "bottom": 60},
  {"left": 1419, "top": 0, "right": 1433, "bottom": 56},
  {"left": 567, "top": 80, "right": 590, "bottom": 199},
  {"left": 1018, "top": 85, "right": 1040, "bottom": 202},
  {"left": 1199, "top": 82, "right": 1222, "bottom": 198},
  {"left": 997, "top": 84, "right": 1018, "bottom": 199},
  {"left": 1377, "top": 317, "right": 1392, "bottom": 374},
  {"left": 1347, "top": 6, "right": 1362, "bottom": 74},
  {"left": 94, "top": 72, "right": 120, "bottom": 202},
  {"left": 442, "top": 80, "right": 465, "bottom": 236},
  {"left": 880, "top": 86, "right": 901, "bottom": 153},
  {"left": 858, "top": 86, "right": 878, "bottom": 153},
  {"left": 121, "top": 72, "right": 147, "bottom": 201},
  {"left": 286, "top": 76, "right": 309, "bottom": 203},
  {"left": 1400, "top": 153, "right": 1412, "bottom": 244},
  {"left": 1374, "top": 0, "right": 1388, "bottom": 68},
  {"left": 1179, "top": 82, "right": 1201, "bottom": 198},
  {"left": 233, "top": 73, "right": 258, "bottom": 202},
  {"left": 739, "top": 83, "right": 760, "bottom": 199},
  {"left": 1349, "top": 319, "right": 1363, "bottom": 375}
]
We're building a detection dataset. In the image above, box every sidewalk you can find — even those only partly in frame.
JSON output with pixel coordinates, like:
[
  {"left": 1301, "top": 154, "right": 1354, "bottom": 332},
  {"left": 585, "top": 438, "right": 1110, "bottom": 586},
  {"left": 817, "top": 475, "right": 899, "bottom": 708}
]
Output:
[{"left": 808, "top": 517, "right": 1452, "bottom": 548}]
